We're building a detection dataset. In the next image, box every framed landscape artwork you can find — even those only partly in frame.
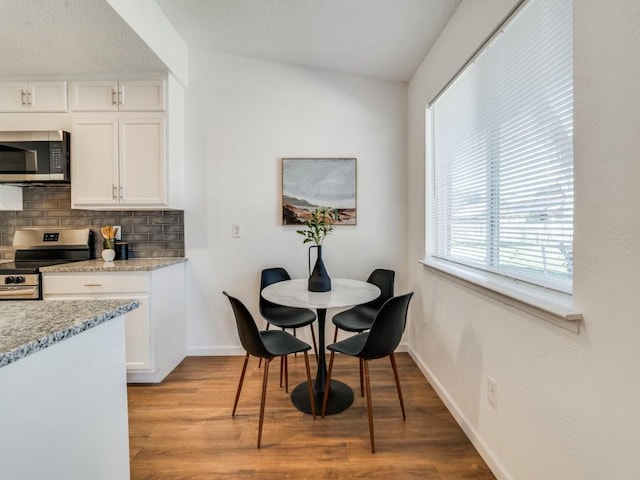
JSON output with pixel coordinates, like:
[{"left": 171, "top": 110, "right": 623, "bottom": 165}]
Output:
[{"left": 282, "top": 158, "right": 357, "bottom": 225}]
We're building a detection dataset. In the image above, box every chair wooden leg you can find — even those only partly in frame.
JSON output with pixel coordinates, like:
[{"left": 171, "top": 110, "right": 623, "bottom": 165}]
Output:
[
  {"left": 389, "top": 353, "right": 406, "bottom": 420},
  {"left": 321, "top": 351, "right": 336, "bottom": 417},
  {"left": 257, "top": 358, "right": 271, "bottom": 448},
  {"left": 359, "top": 358, "right": 365, "bottom": 397},
  {"left": 259, "top": 324, "right": 272, "bottom": 369},
  {"left": 363, "top": 359, "right": 375, "bottom": 453},
  {"left": 279, "top": 355, "right": 284, "bottom": 388},
  {"left": 284, "top": 354, "right": 289, "bottom": 393},
  {"left": 333, "top": 326, "right": 338, "bottom": 342},
  {"left": 303, "top": 351, "right": 316, "bottom": 419},
  {"left": 233, "top": 353, "right": 250, "bottom": 416}
]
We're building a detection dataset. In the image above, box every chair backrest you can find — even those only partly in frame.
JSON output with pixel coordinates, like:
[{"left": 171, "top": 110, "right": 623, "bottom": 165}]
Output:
[
  {"left": 360, "top": 292, "right": 413, "bottom": 360},
  {"left": 364, "top": 269, "right": 395, "bottom": 310},
  {"left": 259, "top": 267, "right": 291, "bottom": 316},
  {"left": 223, "top": 291, "right": 271, "bottom": 359}
]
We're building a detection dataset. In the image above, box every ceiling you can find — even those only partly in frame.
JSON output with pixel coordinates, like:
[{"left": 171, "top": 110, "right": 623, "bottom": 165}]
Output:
[
  {"left": 0, "top": 0, "right": 166, "bottom": 77},
  {"left": 0, "top": 0, "right": 461, "bottom": 83}
]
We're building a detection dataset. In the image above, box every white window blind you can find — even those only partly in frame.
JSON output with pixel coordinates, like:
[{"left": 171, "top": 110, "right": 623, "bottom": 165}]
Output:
[{"left": 427, "top": 0, "right": 573, "bottom": 293}]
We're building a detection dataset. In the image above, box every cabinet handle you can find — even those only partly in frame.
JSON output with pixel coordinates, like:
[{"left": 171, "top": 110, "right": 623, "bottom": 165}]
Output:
[
  {"left": 83, "top": 283, "right": 102, "bottom": 287},
  {"left": 20, "top": 90, "right": 27, "bottom": 106},
  {"left": 118, "top": 90, "right": 123, "bottom": 105},
  {"left": 112, "top": 184, "right": 118, "bottom": 200},
  {"left": 119, "top": 186, "right": 124, "bottom": 199},
  {"left": 27, "top": 91, "right": 32, "bottom": 106},
  {"left": 112, "top": 88, "right": 117, "bottom": 105}
]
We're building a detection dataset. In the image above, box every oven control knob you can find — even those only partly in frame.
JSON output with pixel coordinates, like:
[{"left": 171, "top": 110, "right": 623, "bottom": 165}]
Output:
[
  {"left": 14, "top": 276, "right": 25, "bottom": 284},
  {"left": 5, "top": 276, "right": 15, "bottom": 284}
]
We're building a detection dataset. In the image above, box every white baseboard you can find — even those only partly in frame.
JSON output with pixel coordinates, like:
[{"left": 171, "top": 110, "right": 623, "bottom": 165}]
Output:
[
  {"left": 186, "top": 342, "right": 409, "bottom": 357},
  {"left": 186, "top": 345, "right": 245, "bottom": 356},
  {"left": 407, "top": 346, "right": 511, "bottom": 480}
]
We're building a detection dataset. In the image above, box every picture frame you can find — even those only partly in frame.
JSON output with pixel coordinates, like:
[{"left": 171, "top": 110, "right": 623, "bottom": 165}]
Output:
[{"left": 281, "top": 158, "right": 357, "bottom": 225}]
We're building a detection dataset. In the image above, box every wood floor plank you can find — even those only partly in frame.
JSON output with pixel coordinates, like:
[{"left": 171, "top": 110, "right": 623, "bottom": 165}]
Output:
[{"left": 128, "top": 354, "right": 495, "bottom": 479}]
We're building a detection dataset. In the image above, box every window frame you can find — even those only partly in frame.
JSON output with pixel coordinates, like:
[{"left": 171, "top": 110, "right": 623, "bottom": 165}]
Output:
[{"left": 422, "top": 0, "right": 581, "bottom": 330}]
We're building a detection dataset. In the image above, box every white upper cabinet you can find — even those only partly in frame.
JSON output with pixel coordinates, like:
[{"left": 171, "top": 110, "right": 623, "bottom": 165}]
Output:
[
  {"left": 119, "top": 81, "right": 166, "bottom": 111},
  {"left": 0, "top": 81, "right": 68, "bottom": 112},
  {"left": 71, "top": 115, "right": 166, "bottom": 208},
  {"left": 119, "top": 117, "right": 166, "bottom": 205},
  {"left": 71, "top": 117, "right": 120, "bottom": 205},
  {"left": 71, "top": 80, "right": 165, "bottom": 112}
]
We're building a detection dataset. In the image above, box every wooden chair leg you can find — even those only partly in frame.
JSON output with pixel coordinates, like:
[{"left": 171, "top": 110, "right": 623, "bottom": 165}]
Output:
[
  {"left": 321, "top": 351, "right": 336, "bottom": 417},
  {"left": 333, "top": 326, "right": 339, "bottom": 342},
  {"left": 359, "top": 358, "right": 365, "bottom": 397},
  {"left": 257, "top": 358, "right": 271, "bottom": 448},
  {"left": 363, "top": 359, "right": 375, "bottom": 453},
  {"left": 232, "top": 352, "right": 250, "bottom": 416},
  {"left": 259, "top": 324, "right": 272, "bottom": 369},
  {"left": 303, "top": 351, "right": 316, "bottom": 419},
  {"left": 284, "top": 354, "right": 289, "bottom": 393},
  {"left": 279, "top": 355, "right": 284, "bottom": 388},
  {"left": 389, "top": 353, "right": 406, "bottom": 420}
]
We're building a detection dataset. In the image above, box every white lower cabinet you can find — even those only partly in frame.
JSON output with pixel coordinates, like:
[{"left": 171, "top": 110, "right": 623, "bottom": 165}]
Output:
[{"left": 43, "top": 263, "right": 185, "bottom": 383}]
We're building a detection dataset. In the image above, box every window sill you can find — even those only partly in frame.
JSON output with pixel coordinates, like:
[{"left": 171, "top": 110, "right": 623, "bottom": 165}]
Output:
[{"left": 419, "top": 258, "right": 583, "bottom": 334}]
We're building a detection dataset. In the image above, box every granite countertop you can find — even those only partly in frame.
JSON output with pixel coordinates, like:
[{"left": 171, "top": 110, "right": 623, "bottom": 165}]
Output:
[
  {"left": 40, "top": 257, "right": 187, "bottom": 273},
  {"left": 0, "top": 299, "right": 139, "bottom": 368}
]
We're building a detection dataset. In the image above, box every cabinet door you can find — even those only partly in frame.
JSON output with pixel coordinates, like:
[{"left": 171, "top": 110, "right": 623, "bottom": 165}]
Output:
[
  {"left": 71, "top": 118, "right": 119, "bottom": 207},
  {"left": 70, "top": 80, "right": 118, "bottom": 111},
  {"left": 0, "top": 82, "right": 28, "bottom": 112},
  {"left": 119, "top": 117, "right": 166, "bottom": 205},
  {"left": 119, "top": 80, "right": 165, "bottom": 111},
  {"left": 118, "top": 295, "right": 152, "bottom": 371},
  {"left": 28, "top": 81, "right": 68, "bottom": 112}
]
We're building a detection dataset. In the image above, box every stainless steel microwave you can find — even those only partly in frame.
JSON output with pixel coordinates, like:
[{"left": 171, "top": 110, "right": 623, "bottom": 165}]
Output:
[{"left": 0, "top": 130, "right": 70, "bottom": 184}]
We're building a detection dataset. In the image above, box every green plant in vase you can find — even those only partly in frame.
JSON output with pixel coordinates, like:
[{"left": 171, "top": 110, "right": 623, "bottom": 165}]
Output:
[
  {"left": 296, "top": 207, "right": 341, "bottom": 245},
  {"left": 296, "top": 207, "right": 341, "bottom": 292}
]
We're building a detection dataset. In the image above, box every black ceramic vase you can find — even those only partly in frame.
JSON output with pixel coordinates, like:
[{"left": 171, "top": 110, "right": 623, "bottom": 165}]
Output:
[{"left": 308, "top": 245, "right": 331, "bottom": 292}]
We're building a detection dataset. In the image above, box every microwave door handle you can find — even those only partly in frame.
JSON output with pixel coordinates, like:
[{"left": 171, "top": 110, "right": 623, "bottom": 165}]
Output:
[{"left": 26, "top": 150, "right": 37, "bottom": 172}]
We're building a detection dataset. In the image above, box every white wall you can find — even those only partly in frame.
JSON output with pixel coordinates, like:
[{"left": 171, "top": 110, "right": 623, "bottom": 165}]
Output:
[
  {"left": 183, "top": 50, "right": 408, "bottom": 354},
  {"left": 407, "top": 1, "right": 640, "bottom": 479}
]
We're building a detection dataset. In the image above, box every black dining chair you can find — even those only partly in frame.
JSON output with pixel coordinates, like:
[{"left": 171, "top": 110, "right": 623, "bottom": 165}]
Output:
[
  {"left": 322, "top": 292, "right": 413, "bottom": 453},
  {"left": 331, "top": 268, "right": 395, "bottom": 342},
  {"left": 223, "top": 291, "right": 316, "bottom": 448},
  {"left": 260, "top": 268, "right": 318, "bottom": 386},
  {"left": 330, "top": 268, "right": 394, "bottom": 397}
]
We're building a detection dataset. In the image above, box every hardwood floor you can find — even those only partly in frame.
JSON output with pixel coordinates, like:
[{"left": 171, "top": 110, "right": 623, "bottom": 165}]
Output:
[{"left": 128, "top": 354, "right": 495, "bottom": 479}]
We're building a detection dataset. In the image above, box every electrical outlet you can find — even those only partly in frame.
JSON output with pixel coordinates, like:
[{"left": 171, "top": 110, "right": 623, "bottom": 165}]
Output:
[
  {"left": 114, "top": 226, "right": 122, "bottom": 240},
  {"left": 232, "top": 224, "right": 241, "bottom": 238},
  {"left": 487, "top": 377, "right": 498, "bottom": 409}
]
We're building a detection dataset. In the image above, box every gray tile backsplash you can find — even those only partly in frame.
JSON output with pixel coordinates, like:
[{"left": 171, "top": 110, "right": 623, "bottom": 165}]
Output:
[{"left": 0, "top": 186, "right": 184, "bottom": 261}]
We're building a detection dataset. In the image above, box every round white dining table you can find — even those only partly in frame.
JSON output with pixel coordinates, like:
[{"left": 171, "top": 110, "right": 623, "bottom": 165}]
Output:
[{"left": 261, "top": 278, "right": 380, "bottom": 415}]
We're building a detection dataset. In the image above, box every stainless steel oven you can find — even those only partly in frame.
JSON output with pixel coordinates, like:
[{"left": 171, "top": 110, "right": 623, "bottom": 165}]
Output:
[
  {"left": 0, "top": 273, "right": 41, "bottom": 300},
  {"left": 0, "top": 228, "right": 91, "bottom": 300}
]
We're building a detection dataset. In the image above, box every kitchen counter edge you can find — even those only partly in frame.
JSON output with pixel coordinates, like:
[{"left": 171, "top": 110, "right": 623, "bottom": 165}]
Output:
[
  {"left": 0, "top": 299, "right": 140, "bottom": 368},
  {"left": 40, "top": 257, "right": 188, "bottom": 273}
]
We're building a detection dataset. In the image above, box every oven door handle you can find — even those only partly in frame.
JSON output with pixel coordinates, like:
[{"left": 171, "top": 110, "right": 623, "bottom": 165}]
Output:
[{"left": 0, "top": 286, "right": 38, "bottom": 298}]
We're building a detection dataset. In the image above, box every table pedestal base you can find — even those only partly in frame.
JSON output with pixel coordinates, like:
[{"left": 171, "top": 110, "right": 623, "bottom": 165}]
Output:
[{"left": 291, "top": 379, "right": 354, "bottom": 415}]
